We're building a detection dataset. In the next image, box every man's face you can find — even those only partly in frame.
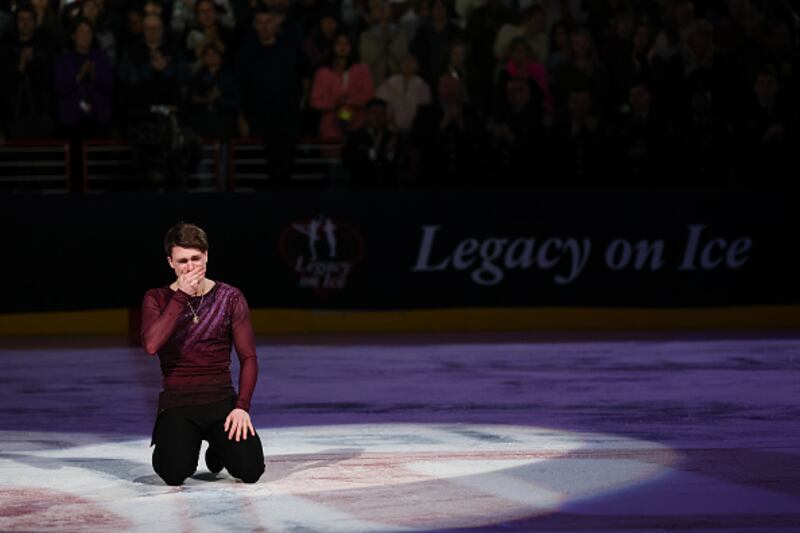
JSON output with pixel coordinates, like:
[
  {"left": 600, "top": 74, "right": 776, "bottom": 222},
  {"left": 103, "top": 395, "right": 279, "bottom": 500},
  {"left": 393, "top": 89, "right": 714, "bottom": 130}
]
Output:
[
  {"left": 144, "top": 2, "right": 163, "bottom": 19},
  {"left": 167, "top": 246, "right": 208, "bottom": 277},
  {"left": 16, "top": 11, "right": 35, "bottom": 37},
  {"left": 370, "top": 0, "right": 391, "bottom": 24},
  {"left": 320, "top": 15, "right": 337, "bottom": 38},
  {"left": 82, "top": 0, "right": 99, "bottom": 21},
  {"left": 143, "top": 15, "right": 164, "bottom": 43},
  {"left": 203, "top": 47, "right": 222, "bottom": 70},
  {"left": 334, "top": 34, "right": 351, "bottom": 58},
  {"left": 73, "top": 23, "right": 93, "bottom": 50},
  {"left": 254, "top": 13, "right": 279, "bottom": 41},
  {"left": 431, "top": 1, "right": 447, "bottom": 24},
  {"left": 127, "top": 11, "right": 144, "bottom": 34},
  {"left": 401, "top": 55, "right": 418, "bottom": 77},
  {"left": 196, "top": 1, "right": 217, "bottom": 28}
]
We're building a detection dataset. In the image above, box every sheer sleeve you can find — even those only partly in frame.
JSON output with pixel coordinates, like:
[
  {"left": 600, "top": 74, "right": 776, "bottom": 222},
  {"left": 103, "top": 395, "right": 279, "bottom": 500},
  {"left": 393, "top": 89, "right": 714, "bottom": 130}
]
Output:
[
  {"left": 231, "top": 292, "right": 258, "bottom": 412},
  {"left": 140, "top": 289, "right": 190, "bottom": 355}
]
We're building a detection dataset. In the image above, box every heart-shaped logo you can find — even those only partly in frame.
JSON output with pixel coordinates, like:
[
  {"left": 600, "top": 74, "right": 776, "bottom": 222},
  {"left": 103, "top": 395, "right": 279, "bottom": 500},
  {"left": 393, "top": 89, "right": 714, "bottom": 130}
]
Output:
[{"left": 277, "top": 215, "right": 365, "bottom": 298}]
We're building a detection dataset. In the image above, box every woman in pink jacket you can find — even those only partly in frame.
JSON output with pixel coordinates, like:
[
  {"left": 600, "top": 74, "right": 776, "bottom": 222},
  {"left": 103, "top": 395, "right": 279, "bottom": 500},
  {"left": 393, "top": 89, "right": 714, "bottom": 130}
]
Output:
[{"left": 310, "top": 33, "right": 374, "bottom": 141}]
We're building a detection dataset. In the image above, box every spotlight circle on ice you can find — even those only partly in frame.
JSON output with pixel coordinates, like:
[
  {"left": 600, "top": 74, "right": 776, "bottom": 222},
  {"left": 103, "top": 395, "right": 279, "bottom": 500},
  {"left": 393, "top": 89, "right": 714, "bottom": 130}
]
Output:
[{"left": 0, "top": 423, "right": 676, "bottom": 532}]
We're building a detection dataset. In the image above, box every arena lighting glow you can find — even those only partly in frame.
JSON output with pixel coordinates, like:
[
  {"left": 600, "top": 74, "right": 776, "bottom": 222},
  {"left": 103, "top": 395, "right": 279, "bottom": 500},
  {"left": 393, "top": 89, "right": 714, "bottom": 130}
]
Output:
[{"left": 0, "top": 423, "right": 677, "bottom": 532}]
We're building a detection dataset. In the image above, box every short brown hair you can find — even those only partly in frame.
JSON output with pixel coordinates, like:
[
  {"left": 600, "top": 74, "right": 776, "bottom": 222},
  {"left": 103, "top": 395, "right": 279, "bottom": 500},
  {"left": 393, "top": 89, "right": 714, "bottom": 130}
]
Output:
[{"left": 164, "top": 223, "right": 208, "bottom": 256}]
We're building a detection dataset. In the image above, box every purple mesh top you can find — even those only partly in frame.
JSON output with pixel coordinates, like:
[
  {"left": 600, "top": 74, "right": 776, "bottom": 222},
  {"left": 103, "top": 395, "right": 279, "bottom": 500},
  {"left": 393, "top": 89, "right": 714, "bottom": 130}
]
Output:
[{"left": 140, "top": 281, "right": 258, "bottom": 412}]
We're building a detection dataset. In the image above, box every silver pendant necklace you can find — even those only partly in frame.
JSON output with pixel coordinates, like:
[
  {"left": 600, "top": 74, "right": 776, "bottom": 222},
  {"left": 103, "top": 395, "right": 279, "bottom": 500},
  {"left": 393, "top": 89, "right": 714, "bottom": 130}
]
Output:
[{"left": 187, "top": 281, "right": 205, "bottom": 324}]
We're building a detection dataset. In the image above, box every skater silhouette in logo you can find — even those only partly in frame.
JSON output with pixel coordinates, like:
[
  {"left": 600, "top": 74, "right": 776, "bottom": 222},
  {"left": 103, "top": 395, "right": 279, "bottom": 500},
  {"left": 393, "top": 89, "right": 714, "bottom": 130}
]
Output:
[{"left": 293, "top": 215, "right": 338, "bottom": 260}]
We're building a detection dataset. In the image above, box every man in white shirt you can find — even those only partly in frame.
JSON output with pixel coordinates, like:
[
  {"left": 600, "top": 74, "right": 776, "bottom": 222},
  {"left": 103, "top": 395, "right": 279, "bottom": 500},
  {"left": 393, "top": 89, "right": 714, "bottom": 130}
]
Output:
[{"left": 376, "top": 54, "right": 432, "bottom": 132}]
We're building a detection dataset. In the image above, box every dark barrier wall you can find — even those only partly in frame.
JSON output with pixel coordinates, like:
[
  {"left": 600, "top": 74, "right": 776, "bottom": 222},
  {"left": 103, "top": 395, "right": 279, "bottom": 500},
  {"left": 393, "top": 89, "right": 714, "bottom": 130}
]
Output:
[{"left": 1, "top": 188, "right": 797, "bottom": 313}]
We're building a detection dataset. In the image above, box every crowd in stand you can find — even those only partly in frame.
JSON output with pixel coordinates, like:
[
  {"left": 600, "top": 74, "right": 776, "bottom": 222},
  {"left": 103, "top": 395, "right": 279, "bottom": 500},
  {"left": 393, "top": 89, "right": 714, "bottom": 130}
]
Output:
[{"left": 0, "top": 0, "right": 797, "bottom": 187}]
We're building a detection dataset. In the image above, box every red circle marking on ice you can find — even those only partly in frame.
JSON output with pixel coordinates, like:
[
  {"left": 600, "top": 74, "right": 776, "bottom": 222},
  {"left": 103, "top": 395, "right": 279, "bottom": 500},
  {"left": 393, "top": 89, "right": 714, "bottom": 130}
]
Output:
[{"left": 0, "top": 487, "right": 130, "bottom": 531}]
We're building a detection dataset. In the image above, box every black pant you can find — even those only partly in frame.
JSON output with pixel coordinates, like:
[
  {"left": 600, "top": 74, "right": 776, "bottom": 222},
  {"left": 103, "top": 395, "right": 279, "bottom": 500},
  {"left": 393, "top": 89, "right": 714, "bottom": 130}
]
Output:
[{"left": 151, "top": 396, "right": 265, "bottom": 486}]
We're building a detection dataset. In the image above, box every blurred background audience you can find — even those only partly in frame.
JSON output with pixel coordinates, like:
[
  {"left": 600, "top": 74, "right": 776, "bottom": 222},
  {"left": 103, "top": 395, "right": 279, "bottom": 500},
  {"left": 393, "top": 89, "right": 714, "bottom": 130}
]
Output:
[{"left": 0, "top": 0, "right": 796, "bottom": 187}]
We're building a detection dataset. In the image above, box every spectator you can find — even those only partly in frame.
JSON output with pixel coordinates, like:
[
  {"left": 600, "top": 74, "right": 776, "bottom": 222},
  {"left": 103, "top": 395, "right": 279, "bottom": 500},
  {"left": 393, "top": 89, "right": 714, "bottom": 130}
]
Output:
[
  {"left": 187, "top": 43, "right": 238, "bottom": 138},
  {"left": 494, "top": 37, "right": 552, "bottom": 119},
  {"left": 172, "top": 0, "right": 235, "bottom": 34},
  {"left": 228, "top": 0, "right": 257, "bottom": 33},
  {"left": 29, "top": 0, "right": 58, "bottom": 50},
  {"left": 411, "top": 0, "right": 462, "bottom": 86},
  {"left": 548, "top": 86, "right": 610, "bottom": 185},
  {"left": 267, "top": 0, "right": 304, "bottom": 39},
  {"left": 551, "top": 27, "right": 610, "bottom": 118},
  {"left": 299, "top": 8, "right": 338, "bottom": 135},
  {"left": 116, "top": 4, "right": 144, "bottom": 53},
  {"left": 185, "top": 0, "right": 235, "bottom": 71},
  {"left": 236, "top": 6, "right": 304, "bottom": 182},
  {"left": 488, "top": 78, "right": 547, "bottom": 184},
  {"left": 673, "top": 88, "right": 731, "bottom": 185},
  {"left": 0, "top": 3, "right": 54, "bottom": 138},
  {"left": 302, "top": 8, "right": 338, "bottom": 74},
  {"left": 611, "top": 81, "right": 674, "bottom": 185},
  {"left": 340, "top": 0, "right": 369, "bottom": 38},
  {"left": 679, "top": 19, "right": 738, "bottom": 119},
  {"left": 600, "top": 10, "right": 635, "bottom": 67},
  {"left": 453, "top": 0, "right": 477, "bottom": 24},
  {"left": 54, "top": 17, "right": 113, "bottom": 189},
  {"left": 607, "top": 20, "right": 654, "bottom": 111},
  {"left": 464, "top": 0, "right": 514, "bottom": 113},
  {"left": 79, "top": 0, "right": 116, "bottom": 63},
  {"left": 443, "top": 39, "right": 468, "bottom": 92},
  {"left": 651, "top": 0, "right": 695, "bottom": 62},
  {"left": 733, "top": 66, "right": 793, "bottom": 184},
  {"left": 395, "top": 0, "right": 424, "bottom": 42},
  {"left": 494, "top": 5, "right": 548, "bottom": 65},
  {"left": 412, "top": 74, "right": 486, "bottom": 185},
  {"left": 342, "top": 97, "right": 404, "bottom": 187},
  {"left": 288, "top": 0, "right": 336, "bottom": 37},
  {"left": 714, "top": 0, "right": 765, "bottom": 73},
  {"left": 143, "top": 0, "right": 167, "bottom": 24},
  {"left": 118, "top": 13, "right": 186, "bottom": 122},
  {"left": 54, "top": 17, "right": 113, "bottom": 135},
  {"left": 758, "top": 20, "right": 797, "bottom": 96},
  {"left": 376, "top": 53, "right": 431, "bottom": 133},
  {"left": 310, "top": 31, "right": 374, "bottom": 141},
  {"left": 583, "top": 0, "right": 627, "bottom": 45},
  {"left": 534, "top": 0, "right": 587, "bottom": 29},
  {"left": 546, "top": 19, "right": 571, "bottom": 71},
  {"left": 359, "top": 0, "right": 408, "bottom": 86}
]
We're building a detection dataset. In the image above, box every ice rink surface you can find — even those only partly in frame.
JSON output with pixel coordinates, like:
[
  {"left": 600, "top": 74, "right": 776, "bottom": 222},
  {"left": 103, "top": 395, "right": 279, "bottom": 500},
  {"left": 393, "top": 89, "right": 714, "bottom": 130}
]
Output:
[{"left": 1, "top": 332, "right": 799, "bottom": 532}]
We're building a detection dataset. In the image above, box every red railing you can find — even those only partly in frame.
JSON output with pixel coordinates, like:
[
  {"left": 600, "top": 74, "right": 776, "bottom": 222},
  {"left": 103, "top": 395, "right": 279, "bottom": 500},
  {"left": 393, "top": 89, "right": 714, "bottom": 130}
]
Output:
[
  {"left": 227, "top": 138, "right": 342, "bottom": 190},
  {"left": 82, "top": 138, "right": 223, "bottom": 192},
  {"left": 0, "top": 140, "right": 71, "bottom": 193},
  {"left": 0, "top": 138, "right": 343, "bottom": 192}
]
